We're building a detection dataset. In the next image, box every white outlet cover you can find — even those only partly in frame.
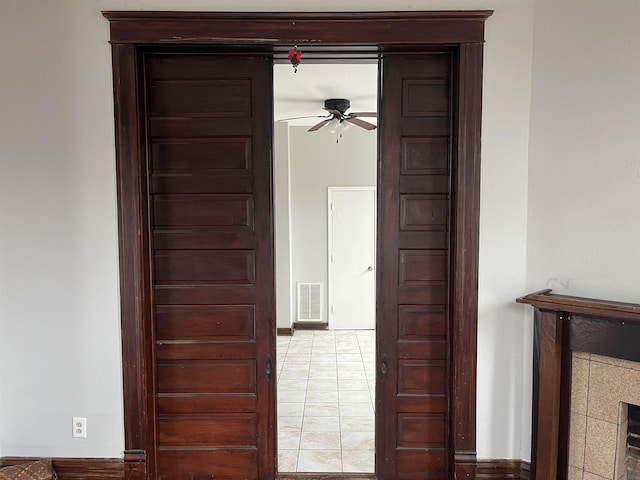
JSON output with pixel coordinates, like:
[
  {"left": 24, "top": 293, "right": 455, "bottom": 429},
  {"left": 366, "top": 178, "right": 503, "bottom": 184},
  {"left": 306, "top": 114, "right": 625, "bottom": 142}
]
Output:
[{"left": 72, "top": 417, "right": 87, "bottom": 438}]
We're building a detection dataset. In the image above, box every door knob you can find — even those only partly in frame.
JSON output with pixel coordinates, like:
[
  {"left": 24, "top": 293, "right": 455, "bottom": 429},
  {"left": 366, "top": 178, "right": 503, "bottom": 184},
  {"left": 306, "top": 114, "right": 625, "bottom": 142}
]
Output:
[{"left": 367, "top": 266, "right": 374, "bottom": 271}]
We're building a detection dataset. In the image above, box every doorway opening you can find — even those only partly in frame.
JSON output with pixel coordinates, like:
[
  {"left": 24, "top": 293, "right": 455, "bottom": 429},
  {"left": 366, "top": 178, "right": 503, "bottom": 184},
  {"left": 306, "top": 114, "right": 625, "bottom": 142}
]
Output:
[
  {"left": 104, "top": 11, "right": 489, "bottom": 480},
  {"left": 273, "top": 61, "right": 378, "bottom": 473}
]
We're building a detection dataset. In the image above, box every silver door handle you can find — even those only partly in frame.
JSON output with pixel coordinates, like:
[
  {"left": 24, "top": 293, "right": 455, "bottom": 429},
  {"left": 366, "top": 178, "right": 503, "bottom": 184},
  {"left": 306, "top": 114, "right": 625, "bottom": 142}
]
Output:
[{"left": 367, "top": 266, "right": 374, "bottom": 272}]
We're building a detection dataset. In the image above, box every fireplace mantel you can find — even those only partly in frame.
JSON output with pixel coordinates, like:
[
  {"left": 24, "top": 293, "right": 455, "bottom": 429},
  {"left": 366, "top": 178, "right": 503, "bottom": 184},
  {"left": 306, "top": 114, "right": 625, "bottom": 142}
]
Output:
[{"left": 518, "top": 290, "right": 640, "bottom": 480}]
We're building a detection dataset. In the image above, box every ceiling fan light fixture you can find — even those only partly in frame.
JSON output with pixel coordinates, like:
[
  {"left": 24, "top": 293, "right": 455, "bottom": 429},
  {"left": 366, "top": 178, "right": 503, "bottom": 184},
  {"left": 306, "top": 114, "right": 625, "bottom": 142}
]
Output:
[{"left": 327, "top": 118, "right": 341, "bottom": 134}]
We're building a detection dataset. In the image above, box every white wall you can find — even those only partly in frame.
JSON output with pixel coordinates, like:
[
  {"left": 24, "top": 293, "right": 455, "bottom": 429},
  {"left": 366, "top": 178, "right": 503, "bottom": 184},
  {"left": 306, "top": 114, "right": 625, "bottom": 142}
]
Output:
[
  {"left": 289, "top": 126, "right": 377, "bottom": 324},
  {"left": 527, "top": 0, "right": 640, "bottom": 303},
  {"left": 0, "top": 1, "right": 123, "bottom": 458},
  {"left": 525, "top": 0, "right": 640, "bottom": 459},
  {"left": 0, "top": 0, "right": 535, "bottom": 461},
  {"left": 274, "top": 122, "right": 294, "bottom": 330},
  {"left": 477, "top": 1, "right": 534, "bottom": 460}
]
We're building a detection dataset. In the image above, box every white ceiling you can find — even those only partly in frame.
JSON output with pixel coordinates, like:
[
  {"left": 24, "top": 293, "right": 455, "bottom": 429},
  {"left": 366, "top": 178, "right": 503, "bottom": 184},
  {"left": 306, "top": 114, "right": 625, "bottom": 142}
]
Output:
[{"left": 273, "top": 63, "right": 378, "bottom": 126}]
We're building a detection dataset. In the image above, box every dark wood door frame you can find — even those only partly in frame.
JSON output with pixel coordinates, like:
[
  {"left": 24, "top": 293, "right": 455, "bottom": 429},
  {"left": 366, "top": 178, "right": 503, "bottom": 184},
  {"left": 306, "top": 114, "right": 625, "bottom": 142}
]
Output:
[{"left": 103, "top": 11, "right": 492, "bottom": 480}]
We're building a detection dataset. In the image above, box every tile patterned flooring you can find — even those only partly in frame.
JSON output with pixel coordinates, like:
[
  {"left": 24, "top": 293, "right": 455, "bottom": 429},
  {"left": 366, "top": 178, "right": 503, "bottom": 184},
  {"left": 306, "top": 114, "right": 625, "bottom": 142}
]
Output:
[{"left": 277, "top": 329, "right": 376, "bottom": 473}]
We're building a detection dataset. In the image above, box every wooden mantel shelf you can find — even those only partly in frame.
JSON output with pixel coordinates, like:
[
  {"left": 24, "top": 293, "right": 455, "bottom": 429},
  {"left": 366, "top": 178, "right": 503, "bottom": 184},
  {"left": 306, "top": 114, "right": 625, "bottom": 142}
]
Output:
[
  {"left": 518, "top": 289, "right": 640, "bottom": 480},
  {"left": 518, "top": 288, "right": 640, "bottom": 321}
]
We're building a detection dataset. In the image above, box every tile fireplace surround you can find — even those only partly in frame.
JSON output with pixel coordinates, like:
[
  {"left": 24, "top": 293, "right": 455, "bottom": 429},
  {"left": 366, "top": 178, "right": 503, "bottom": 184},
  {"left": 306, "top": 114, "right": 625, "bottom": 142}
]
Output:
[
  {"left": 569, "top": 351, "right": 640, "bottom": 479},
  {"left": 518, "top": 290, "right": 640, "bottom": 480}
]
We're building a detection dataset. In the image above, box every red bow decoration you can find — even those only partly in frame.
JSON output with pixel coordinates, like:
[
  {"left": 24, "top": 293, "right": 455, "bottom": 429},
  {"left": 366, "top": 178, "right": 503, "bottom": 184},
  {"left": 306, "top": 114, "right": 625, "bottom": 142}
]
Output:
[{"left": 288, "top": 46, "right": 302, "bottom": 73}]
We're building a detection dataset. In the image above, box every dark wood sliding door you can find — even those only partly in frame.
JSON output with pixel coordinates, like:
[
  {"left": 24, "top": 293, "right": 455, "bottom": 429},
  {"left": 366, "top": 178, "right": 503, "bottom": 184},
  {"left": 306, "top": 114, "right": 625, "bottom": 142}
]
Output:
[
  {"left": 378, "top": 53, "right": 453, "bottom": 480},
  {"left": 145, "top": 53, "right": 275, "bottom": 480}
]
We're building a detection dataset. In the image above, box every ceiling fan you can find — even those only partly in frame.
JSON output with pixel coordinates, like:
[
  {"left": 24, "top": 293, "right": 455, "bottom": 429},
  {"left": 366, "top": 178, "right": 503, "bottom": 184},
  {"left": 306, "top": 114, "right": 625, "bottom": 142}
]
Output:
[{"left": 280, "top": 98, "right": 377, "bottom": 133}]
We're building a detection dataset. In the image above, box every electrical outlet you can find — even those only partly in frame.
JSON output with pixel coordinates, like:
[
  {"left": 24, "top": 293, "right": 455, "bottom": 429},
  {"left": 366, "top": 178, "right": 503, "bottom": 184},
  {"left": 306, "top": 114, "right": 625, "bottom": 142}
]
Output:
[{"left": 73, "top": 417, "right": 87, "bottom": 438}]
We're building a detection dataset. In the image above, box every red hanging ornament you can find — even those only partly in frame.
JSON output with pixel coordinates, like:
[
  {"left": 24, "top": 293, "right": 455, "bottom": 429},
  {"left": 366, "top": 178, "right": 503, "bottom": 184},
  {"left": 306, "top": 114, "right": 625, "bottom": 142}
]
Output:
[{"left": 288, "top": 46, "right": 302, "bottom": 73}]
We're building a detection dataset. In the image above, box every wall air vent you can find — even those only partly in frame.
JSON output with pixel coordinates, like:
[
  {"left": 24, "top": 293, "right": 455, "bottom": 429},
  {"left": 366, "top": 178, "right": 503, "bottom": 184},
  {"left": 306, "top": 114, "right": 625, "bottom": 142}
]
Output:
[{"left": 297, "top": 283, "right": 322, "bottom": 322}]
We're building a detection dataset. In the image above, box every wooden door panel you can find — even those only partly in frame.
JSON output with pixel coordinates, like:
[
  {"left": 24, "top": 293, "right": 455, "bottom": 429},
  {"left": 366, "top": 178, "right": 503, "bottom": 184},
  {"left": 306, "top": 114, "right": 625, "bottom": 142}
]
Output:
[
  {"left": 148, "top": 81, "right": 251, "bottom": 116},
  {"left": 401, "top": 137, "right": 450, "bottom": 173},
  {"left": 396, "top": 395, "right": 447, "bottom": 413},
  {"left": 152, "top": 176, "right": 254, "bottom": 194},
  {"left": 400, "top": 195, "right": 448, "bottom": 230},
  {"left": 398, "top": 305, "right": 447, "bottom": 338},
  {"left": 399, "top": 176, "right": 450, "bottom": 194},
  {"left": 402, "top": 80, "right": 449, "bottom": 115},
  {"left": 397, "top": 287, "right": 448, "bottom": 305},
  {"left": 153, "top": 230, "right": 255, "bottom": 250},
  {"left": 153, "top": 195, "right": 254, "bottom": 226},
  {"left": 397, "top": 414, "right": 446, "bottom": 447},
  {"left": 157, "top": 360, "right": 256, "bottom": 393},
  {"left": 149, "top": 118, "right": 252, "bottom": 137},
  {"left": 154, "top": 250, "right": 256, "bottom": 285},
  {"left": 145, "top": 53, "right": 274, "bottom": 480},
  {"left": 158, "top": 415, "right": 257, "bottom": 446},
  {"left": 397, "top": 231, "right": 448, "bottom": 250},
  {"left": 398, "top": 341, "right": 446, "bottom": 360},
  {"left": 156, "top": 451, "right": 257, "bottom": 480},
  {"left": 157, "top": 396, "right": 256, "bottom": 415},
  {"left": 156, "top": 305, "right": 255, "bottom": 341},
  {"left": 398, "top": 250, "right": 448, "bottom": 285},
  {"left": 398, "top": 361, "right": 446, "bottom": 394},
  {"left": 154, "top": 287, "right": 256, "bottom": 305},
  {"left": 396, "top": 451, "right": 447, "bottom": 480},
  {"left": 156, "top": 343, "right": 255, "bottom": 361},
  {"left": 379, "top": 53, "right": 452, "bottom": 479},
  {"left": 151, "top": 138, "right": 252, "bottom": 172}
]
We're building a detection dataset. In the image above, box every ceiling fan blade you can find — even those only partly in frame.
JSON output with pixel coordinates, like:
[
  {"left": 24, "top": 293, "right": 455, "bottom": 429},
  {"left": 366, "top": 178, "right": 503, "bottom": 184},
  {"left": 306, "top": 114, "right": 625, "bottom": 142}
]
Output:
[
  {"left": 345, "top": 117, "right": 377, "bottom": 131},
  {"left": 308, "top": 119, "right": 333, "bottom": 132},
  {"left": 349, "top": 112, "right": 377, "bottom": 118},
  {"left": 278, "top": 114, "right": 330, "bottom": 122},
  {"left": 324, "top": 108, "right": 343, "bottom": 117}
]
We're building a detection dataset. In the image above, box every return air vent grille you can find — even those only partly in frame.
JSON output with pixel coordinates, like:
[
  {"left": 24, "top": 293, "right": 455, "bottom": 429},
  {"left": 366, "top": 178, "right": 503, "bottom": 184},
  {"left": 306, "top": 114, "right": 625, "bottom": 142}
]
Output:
[{"left": 297, "top": 283, "right": 322, "bottom": 322}]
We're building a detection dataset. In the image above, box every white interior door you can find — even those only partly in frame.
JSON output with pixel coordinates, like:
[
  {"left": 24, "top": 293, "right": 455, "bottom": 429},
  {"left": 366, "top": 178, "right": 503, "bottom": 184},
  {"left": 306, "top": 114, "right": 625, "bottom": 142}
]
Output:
[{"left": 328, "top": 187, "right": 376, "bottom": 330}]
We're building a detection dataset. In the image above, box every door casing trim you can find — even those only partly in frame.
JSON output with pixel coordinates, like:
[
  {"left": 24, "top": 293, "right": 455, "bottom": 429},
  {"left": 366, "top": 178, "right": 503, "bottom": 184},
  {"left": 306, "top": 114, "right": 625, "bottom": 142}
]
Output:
[{"left": 102, "top": 10, "right": 492, "bottom": 480}]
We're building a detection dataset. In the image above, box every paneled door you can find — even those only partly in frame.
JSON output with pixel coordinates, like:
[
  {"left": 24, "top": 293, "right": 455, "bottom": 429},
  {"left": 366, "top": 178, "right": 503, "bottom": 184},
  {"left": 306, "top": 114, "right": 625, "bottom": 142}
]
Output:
[
  {"left": 144, "top": 54, "right": 275, "bottom": 480},
  {"left": 378, "top": 53, "right": 454, "bottom": 480}
]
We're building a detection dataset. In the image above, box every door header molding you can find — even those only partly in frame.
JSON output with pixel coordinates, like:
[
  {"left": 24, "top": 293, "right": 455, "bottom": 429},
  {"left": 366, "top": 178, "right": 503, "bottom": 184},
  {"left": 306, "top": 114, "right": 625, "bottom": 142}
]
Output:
[{"left": 102, "top": 11, "right": 493, "bottom": 45}]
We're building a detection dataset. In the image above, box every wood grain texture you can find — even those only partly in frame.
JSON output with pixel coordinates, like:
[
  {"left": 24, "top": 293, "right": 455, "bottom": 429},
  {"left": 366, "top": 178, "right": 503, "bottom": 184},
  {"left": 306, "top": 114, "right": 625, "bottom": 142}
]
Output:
[
  {"left": 109, "top": 44, "right": 156, "bottom": 480},
  {"left": 378, "top": 53, "right": 454, "bottom": 480},
  {"left": 451, "top": 42, "right": 484, "bottom": 478},
  {"left": 145, "top": 54, "right": 275, "bottom": 480},
  {"left": 517, "top": 290, "right": 640, "bottom": 321},
  {"left": 476, "top": 460, "right": 531, "bottom": 479},
  {"left": 102, "top": 11, "right": 492, "bottom": 45}
]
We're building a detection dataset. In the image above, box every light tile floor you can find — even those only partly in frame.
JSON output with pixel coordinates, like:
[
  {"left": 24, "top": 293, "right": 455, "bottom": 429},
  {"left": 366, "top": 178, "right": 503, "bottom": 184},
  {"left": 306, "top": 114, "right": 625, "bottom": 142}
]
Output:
[{"left": 277, "top": 329, "right": 376, "bottom": 473}]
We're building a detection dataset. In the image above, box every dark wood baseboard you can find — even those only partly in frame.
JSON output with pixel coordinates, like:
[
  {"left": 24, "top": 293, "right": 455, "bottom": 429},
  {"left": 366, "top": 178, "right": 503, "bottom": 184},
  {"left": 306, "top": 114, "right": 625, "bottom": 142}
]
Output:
[
  {"left": 477, "top": 459, "right": 530, "bottom": 479},
  {"left": 0, "top": 457, "right": 123, "bottom": 480},
  {"left": 1, "top": 457, "right": 529, "bottom": 479},
  {"left": 293, "top": 321, "right": 328, "bottom": 330},
  {"left": 277, "top": 327, "right": 293, "bottom": 336}
]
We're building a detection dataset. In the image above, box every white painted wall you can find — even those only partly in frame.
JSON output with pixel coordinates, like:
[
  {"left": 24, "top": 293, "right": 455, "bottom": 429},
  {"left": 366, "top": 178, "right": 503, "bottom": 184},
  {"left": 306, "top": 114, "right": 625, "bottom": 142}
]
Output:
[
  {"left": 476, "top": 1, "right": 534, "bottom": 461},
  {"left": 0, "top": 0, "right": 536, "bottom": 461},
  {"left": 524, "top": 0, "right": 640, "bottom": 459},
  {"left": 274, "top": 122, "right": 294, "bottom": 330},
  {"left": 527, "top": 0, "right": 640, "bottom": 302},
  {"left": 289, "top": 126, "right": 377, "bottom": 324},
  {"left": 0, "top": 1, "right": 123, "bottom": 458}
]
